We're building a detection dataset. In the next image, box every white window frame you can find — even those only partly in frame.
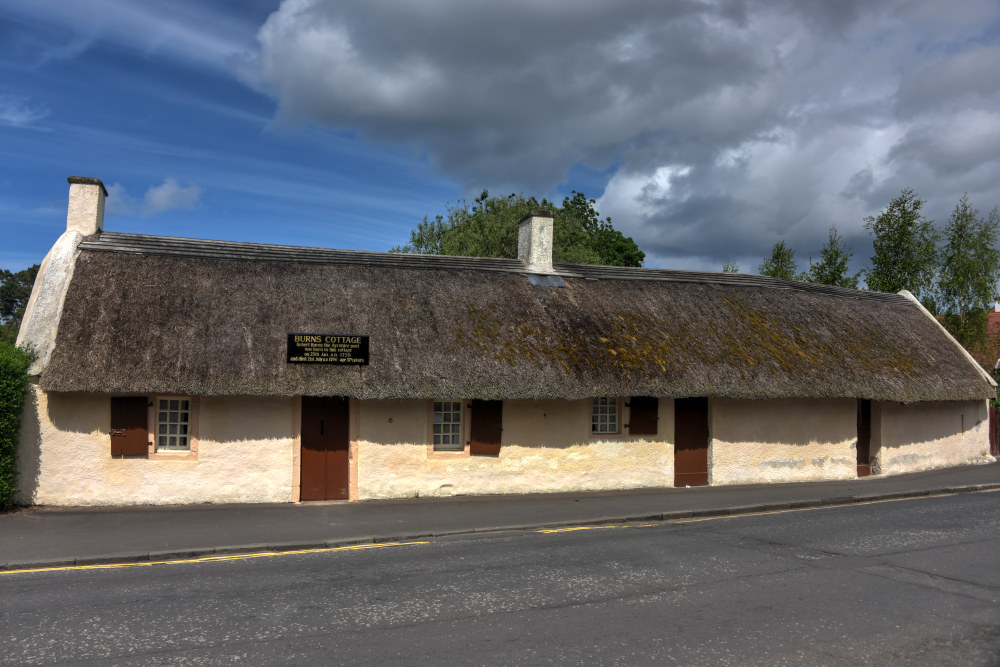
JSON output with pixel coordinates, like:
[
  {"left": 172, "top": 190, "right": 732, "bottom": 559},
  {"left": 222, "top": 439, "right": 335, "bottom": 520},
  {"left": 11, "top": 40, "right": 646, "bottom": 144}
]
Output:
[
  {"left": 591, "top": 397, "right": 621, "bottom": 435},
  {"left": 431, "top": 400, "right": 465, "bottom": 452},
  {"left": 148, "top": 396, "right": 199, "bottom": 460}
]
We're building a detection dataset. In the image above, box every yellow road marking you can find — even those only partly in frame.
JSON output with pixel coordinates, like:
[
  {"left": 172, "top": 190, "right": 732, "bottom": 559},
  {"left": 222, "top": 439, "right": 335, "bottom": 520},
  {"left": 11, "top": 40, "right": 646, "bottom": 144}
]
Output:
[
  {"left": 0, "top": 541, "right": 429, "bottom": 576},
  {"left": 541, "top": 488, "right": 1000, "bottom": 531},
  {"left": 668, "top": 490, "right": 980, "bottom": 524},
  {"left": 5, "top": 488, "right": 995, "bottom": 575},
  {"left": 536, "top": 525, "right": 621, "bottom": 534}
]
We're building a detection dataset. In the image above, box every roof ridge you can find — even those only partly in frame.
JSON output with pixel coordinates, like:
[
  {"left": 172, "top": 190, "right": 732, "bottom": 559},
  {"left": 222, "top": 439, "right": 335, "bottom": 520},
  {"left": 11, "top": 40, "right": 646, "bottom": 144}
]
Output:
[{"left": 78, "top": 231, "right": 906, "bottom": 302}]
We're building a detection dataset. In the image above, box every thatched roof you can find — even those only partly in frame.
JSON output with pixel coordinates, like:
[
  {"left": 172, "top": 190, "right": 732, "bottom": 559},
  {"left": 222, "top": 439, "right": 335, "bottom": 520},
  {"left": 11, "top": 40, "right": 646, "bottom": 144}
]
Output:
[{"left": 40, "top": 232, "right": 993, "bottom": 402}]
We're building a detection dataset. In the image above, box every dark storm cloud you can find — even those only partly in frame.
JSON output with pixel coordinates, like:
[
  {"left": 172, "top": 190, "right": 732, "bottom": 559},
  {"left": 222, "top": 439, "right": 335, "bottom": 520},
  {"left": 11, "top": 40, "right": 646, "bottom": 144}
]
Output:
[{"left": 243, "top": 0, "right": 1000, "bottom": 270}]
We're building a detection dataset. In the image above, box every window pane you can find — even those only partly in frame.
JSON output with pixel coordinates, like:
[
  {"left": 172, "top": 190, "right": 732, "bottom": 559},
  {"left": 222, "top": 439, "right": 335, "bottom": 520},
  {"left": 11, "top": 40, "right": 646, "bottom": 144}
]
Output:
[
  {"left": 592, "top": 397, "right": 618, "bottom": 433},
  {"left": 432, "top": 399, "right": 464, "bottom": 451}
]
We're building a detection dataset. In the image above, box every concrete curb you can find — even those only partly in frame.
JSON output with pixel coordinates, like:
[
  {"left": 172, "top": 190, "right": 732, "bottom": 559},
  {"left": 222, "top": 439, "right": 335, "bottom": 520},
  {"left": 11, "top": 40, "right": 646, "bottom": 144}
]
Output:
[{"left": 3, "top": 482, "right": 998, "bottom": 573}]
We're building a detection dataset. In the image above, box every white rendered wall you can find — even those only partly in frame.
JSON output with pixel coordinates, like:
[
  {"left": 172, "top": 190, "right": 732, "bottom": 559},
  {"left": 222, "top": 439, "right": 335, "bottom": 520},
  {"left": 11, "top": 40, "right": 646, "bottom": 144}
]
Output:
[
  {"left": 17, "top": 389, "right": 295, "bottom": 505},
  {"left": 874, "top": 400, "right": 993, "bottom": 474},
  {"left": 356, "top": 398, "right": 674, "bottom": 499},
  {"left": 710, "top": 398, "right": 857, "bottom": 485}
]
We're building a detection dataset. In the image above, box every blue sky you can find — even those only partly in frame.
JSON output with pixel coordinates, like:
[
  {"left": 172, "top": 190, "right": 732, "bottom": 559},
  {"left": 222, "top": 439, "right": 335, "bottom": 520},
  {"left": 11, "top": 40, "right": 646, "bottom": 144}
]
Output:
[{"left": 3, "top": 0, "right": 999, "bottom": 274}]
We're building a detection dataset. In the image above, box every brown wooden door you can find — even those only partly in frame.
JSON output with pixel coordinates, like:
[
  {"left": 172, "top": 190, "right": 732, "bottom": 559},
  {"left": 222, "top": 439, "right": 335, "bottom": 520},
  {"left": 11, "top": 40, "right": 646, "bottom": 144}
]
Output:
[
  {"left": 674, "top": 397, "right": 708, "bottom": 487},
  {"left": 301, "top": 396, "right": 350, "bottom": 500},
  {"left": 857, "top": 399, "right": 872, "bottom": 477},
  {"left": 470, "top": 400, "right": 502, "bottom": 456},
  {"left": 110, "top": 396, "right": 149, "bottom": 456}
]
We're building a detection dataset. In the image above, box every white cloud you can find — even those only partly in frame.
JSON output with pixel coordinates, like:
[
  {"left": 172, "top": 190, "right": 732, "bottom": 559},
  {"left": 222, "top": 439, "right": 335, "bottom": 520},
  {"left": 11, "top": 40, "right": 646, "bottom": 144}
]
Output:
[
  {"left": 0, "top": 95, "right": 50, "bottom": 128},
  {"left": 3, "top": 0, "right": 258, "bottom": 70},
  {"left": 236, "top": 1, "right": 1000, "bottom": 268},
  {"left": 107, "top": 178, "right": 203, "bottom": 218},
  {"left": 143, "top": 178, "right": 203, "bottom": 215}
]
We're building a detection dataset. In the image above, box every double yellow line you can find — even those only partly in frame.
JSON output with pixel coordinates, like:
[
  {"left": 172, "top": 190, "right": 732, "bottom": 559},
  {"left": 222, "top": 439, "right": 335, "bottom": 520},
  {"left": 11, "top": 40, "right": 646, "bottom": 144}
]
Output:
[
  {"left": 4, "top": 487, "right": 996, "bottom": 576},
  {"left": 0, "top": 541, "right": 429, "bottom": 576}
]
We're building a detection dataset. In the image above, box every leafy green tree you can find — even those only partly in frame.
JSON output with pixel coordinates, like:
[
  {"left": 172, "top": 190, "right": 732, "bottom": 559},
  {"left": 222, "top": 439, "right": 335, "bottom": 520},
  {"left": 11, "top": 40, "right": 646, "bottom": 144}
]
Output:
[
  {"left": 864, "top": 188, "right": 938, "bottom": 299},
  {"left": 560, "top": 191, "right": 646, "bottom": 267},
  {"left": 805, "top": 226, "right": 860, "bottom": 289},
  {"left": 722, "top": 261, "right": 740, "bottom": 273},
  {"left": 758, "top": 241, "right": 798, "bottom": 280},
  {"left": 0, "top": 265, "right": 39, "bottom": 344},
  {"left": 391, "top": 190, "right": 644, "bottom": 267},
  {"left": 936, "top": 195, "right": 1000, "bottom": 351},
  {"left": 0, "top": 338, "right": 34, "bottom": 509}
]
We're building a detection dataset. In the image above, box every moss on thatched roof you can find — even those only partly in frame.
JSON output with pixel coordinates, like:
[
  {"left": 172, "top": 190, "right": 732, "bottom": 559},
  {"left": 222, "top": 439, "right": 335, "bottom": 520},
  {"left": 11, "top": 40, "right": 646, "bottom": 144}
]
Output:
[{"left": 39, "top": 233, "right": 993, "bottom": 402}]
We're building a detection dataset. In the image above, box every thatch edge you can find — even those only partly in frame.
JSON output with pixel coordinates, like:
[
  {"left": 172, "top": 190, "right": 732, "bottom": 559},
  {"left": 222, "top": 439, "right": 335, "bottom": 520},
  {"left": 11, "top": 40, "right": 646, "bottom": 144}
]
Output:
[
  {"left": 898, "top": 290, "right": 997, "bottom": 388},
  {"left": 16, "top": 230, "right": 84, "bottom": 376}
]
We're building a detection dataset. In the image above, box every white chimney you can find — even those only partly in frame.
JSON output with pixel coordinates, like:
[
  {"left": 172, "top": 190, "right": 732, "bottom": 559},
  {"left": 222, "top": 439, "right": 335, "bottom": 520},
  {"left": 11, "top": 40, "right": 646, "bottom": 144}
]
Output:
[
  {"left": 66, "top": 176, "right": 108, "bottom": 235},
  {"left": 518, "top": 209, "right": 555, "bottom": 274}
]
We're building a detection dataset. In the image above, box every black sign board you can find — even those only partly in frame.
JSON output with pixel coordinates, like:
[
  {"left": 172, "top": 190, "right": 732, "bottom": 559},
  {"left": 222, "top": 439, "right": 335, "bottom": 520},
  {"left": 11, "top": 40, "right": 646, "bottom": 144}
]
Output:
[{"left": 287, "top": 333, "right": 369, "bottom": 365}]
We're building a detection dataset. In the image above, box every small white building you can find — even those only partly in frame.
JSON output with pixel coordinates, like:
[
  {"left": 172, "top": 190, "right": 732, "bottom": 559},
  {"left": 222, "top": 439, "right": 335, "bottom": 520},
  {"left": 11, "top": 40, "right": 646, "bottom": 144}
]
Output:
[{"left": 14, "top": 177, "right": 997, "bottom": 505}]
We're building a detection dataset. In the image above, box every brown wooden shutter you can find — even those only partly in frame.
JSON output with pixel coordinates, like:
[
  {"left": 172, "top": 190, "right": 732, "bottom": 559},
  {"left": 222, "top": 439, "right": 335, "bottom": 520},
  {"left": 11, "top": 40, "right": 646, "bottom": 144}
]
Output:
[
  {"left": 470, "top": 400, "right": 502, "bottom": 456},
  {"left": 628, "top": 396, "right": 658, "bottom": 435},
  {"left": 110, "top": 396, "right": 149, "bottom": 457}
]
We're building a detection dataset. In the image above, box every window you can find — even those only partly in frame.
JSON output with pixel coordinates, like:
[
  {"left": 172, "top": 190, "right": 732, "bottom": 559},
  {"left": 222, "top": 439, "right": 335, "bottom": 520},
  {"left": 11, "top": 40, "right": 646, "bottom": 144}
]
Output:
[
  {"left": 592, "top": 397, "right": 619, "bottom": 434},
  {"left": 433, "top": 401, "right": 464, "bottom": 451},
  {"left": 110, "top": 395, "right": 198, "bottom": 459},
  {"left": 156, "top": 397, "right": 191, "bottom": 451}
]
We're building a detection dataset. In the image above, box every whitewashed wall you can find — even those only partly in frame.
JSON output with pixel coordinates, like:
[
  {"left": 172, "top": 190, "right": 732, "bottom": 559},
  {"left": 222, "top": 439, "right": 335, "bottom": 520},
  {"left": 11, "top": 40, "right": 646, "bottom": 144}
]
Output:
[
  {"left": 874, "top": 400, "right": 993, "bottom": 474},
  {"left": 16, "top": 391, "right": 994, "bottom": 507},
  {"left": 356, "top": 398, "right": 674, "bottom": 499},
  {"left": 710, "top": 398, "right": 857, "bottom": 485},
  {"left": 17, "top": 389, "right": 295, "bottom": 505}
]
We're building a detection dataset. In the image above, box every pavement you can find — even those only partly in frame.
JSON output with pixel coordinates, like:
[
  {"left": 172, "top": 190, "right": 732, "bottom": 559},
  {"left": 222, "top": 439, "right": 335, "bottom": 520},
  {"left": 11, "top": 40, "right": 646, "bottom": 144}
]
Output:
[{"left": 2, "top": 463, "right": 998, "bottom": 571}]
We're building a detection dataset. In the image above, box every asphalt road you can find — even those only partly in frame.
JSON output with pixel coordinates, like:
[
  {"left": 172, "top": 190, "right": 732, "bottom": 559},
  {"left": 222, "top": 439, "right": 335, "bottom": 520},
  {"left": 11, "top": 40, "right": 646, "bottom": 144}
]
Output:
[{"left": 2, "top": 491, "right": 999, "bottom": 665}]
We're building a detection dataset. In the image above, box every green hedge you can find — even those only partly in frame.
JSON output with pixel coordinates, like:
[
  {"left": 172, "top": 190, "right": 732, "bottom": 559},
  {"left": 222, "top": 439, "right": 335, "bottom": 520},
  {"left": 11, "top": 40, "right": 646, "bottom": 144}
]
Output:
[{"left": 0, "top": 339, "right": 33, "bottom": 510}]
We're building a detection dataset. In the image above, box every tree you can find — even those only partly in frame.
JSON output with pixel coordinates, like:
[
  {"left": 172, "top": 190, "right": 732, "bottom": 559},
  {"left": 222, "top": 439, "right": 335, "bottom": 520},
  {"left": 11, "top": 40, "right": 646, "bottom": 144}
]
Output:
[
  {"left": 864, "top": 188, "right": 938, "bottom": 299},
  {"left": 722, "top": 261, "right": 740, "bottom": 273},
  {"left": 391, "top": 190, "right": 645, "bottom": 267},
  {"left": 758, "top": 241, "right": 798, "bottom": 280},
  {"left": 0, "top": 265, "right": 39, "bottom": 344},
  {"left": 804, "top": 226, "right": 860, "bottom": 289},
  {"left": 935, "top": 195, "right": 1000, "bottom": 351},
  {"left": 560, "top": 191, "right": 646, "bottom": 267},
  {"left": 0, "top": 338, "right": 34, "bottom": 509}
]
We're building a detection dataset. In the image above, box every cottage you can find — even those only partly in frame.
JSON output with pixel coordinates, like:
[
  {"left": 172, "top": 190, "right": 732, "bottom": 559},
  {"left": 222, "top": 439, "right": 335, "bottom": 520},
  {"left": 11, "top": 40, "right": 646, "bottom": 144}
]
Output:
[{"left": 15, "top": 177, "right": 997, "bottom": 505}]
